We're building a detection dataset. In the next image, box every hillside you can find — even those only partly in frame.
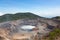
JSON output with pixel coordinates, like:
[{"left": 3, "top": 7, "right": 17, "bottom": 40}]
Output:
[
  {"left": 0, "top": 12, "right": 41, "bottom": 22},
  {"left": 52, "top": 16, "right": 60, "bottom": 25},
  {"left": 52, "top": 16, "right": 60, "bottom": 20}
]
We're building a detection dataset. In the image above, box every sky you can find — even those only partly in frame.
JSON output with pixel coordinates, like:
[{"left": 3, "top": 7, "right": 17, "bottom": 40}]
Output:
[{"left": 0, "top": 0, "right": 60, "bottom": 18}]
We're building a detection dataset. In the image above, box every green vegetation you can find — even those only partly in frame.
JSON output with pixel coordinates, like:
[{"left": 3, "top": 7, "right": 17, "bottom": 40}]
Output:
[
  {"left": 0, "top": 12, "right": 41, "bottom": 22},
  {"left": 48, "top": 28, "right": 60, "bottom": 40}
]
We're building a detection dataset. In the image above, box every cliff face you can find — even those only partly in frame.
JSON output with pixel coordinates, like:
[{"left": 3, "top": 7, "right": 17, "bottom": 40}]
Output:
[{"left": 0, "top": 12, "right": 60, "bottom": 40}]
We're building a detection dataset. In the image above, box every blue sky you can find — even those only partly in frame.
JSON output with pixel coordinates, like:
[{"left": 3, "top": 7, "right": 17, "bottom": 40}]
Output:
[{"left": 0, "top": 0, "right": 60, "bottom": 18}]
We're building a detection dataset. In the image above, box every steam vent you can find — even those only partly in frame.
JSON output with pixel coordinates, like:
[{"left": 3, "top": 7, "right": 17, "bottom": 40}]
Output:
[{"left": 0, "top": 13, "right": 59, "bottom": 40}]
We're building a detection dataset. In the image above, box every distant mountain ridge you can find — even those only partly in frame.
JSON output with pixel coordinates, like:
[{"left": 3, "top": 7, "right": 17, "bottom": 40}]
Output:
[
  {"left": 0, "top": 12, "right": 42, "bottom": 22},
  {"left": 52, "top": 16, "right": 60, "bottom": 20}
]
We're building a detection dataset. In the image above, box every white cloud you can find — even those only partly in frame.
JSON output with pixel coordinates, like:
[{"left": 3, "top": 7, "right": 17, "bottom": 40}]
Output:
[
  {"left": 0, "top": 7, "right": 60, "bottom": 18},
  {"left": 31, "top": 7, "right": 60, "bottom": 18},
  {"left": 0, "top": 12, "right": 5, "bottom": 16}
]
